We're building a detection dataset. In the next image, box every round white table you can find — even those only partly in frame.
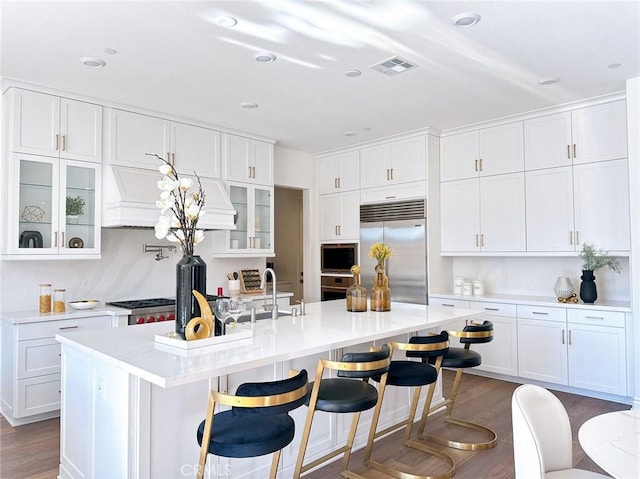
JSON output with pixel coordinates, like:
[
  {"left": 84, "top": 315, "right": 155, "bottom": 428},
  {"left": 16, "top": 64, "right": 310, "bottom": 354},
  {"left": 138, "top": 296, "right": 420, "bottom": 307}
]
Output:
[{"left": 578, "top": 408, "right": 640, "bottom": 479}]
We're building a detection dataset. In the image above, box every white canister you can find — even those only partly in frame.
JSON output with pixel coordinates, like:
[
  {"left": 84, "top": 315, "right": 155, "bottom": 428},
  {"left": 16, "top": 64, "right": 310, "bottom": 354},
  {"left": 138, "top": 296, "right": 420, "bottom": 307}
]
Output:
[
  {"left": 473, "top": 280, "right": 485, "bottom": 296},
  {"left": 462, "top": 280, "right": 473, "bottom": 296},
  {"left": 453, "top": 277, "right": 464, "bottom": 295}
]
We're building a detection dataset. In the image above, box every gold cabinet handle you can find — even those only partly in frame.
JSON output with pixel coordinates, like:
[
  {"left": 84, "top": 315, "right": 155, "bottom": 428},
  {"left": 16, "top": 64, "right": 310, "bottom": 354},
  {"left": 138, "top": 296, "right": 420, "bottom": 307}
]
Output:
[
  {"left": 475, "top": 234, "right": 479, "bottom": 246},
  {"left": 386, "top": 169, "right": 390, "bottom": 180},
  {"left": 475, "top": 159, "right": 478, "bottom": 172},
  {"left": 480, "top": 233, "right": 484, "bottom": 247},
  {"left": 567, "top": 145, "right": 571, "bottom": 159},
  {"left": 562, "top": 329, "right": 565, "bottom": 345},
  {"left": 61, "top": 232, "right": 65, "bottom": 247},
  {"left": 55, "top": 134, "right": 59, "bottom": 151},
  {"left": 62, "top": 135, "right": 66, "bottom": 151},
  {"left": 573, "top": 144, "right": 577, "bottom": 159},
  {"left": 334, "top": 178, "right": 338, "bottom": 189},
  {"left": 54, "top": 231, "right": 58, "bottom": 247},
  {"left": 569, "top": 231, "right": 573, "bottom": 245},
  {"left": 390, "top": 168, "right": 394, "bottom": 180},
  {"left": 171, "top": 152, "right": 175, "bottom": 165},
  {"left": 338, "top": 177, "right": 341, "bottom": 188},
  {"left": 479, "top": 158, "right": 483, "bottom": 171},
  {"left": 568, "top": 330, "right": 572, "bottom": 345},
  {"left": 575, "top": 231, "right": 579, "bottom": 244},
  {"left": 166, "top": 152, "right": 171, "bottom": 163}
]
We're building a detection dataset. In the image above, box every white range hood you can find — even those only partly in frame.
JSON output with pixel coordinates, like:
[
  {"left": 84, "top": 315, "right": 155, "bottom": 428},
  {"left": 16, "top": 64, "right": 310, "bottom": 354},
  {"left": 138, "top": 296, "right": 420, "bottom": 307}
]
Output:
[{"left": 103, "top": 166, "right": 236, "bottom": 230}]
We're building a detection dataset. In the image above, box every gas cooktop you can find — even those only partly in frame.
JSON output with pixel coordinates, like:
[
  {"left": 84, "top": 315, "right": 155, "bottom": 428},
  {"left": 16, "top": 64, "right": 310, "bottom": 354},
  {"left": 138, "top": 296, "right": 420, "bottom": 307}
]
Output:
[{"left": 107, "top": 295, "right": 218, "bottom": 310}]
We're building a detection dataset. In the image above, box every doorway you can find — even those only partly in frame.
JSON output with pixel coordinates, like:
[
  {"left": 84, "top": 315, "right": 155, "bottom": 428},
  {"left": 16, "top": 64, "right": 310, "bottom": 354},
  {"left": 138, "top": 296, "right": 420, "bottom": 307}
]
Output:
[{"left": 272, "top": 187, "right": 303, "bottom": 303}]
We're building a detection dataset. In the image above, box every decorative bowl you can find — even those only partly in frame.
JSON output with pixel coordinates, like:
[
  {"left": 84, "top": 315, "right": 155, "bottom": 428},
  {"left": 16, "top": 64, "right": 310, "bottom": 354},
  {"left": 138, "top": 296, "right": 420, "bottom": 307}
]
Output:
[{"left": 68, "top": 300, "right": 100, "bottom": 310}]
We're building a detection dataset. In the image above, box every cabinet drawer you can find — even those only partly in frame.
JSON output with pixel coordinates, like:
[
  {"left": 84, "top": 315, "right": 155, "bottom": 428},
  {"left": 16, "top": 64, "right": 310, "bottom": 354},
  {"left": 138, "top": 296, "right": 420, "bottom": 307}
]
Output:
[
  {"left": 517, "top": 304, "right": 566, "bottom": 322},
  {"left": 16, "top": 373, "right": 61, "bottom": 417},
  {"left": 473, "top": 302, "right": 517, "bottom": 317},
  {"left": 16, "top": 315, "right": 113, "bottom": 341},
  {"left": 17, "top": 338, "right": 61, "bottom": 379},
  {"left": 567, "top": 309, "right": 625, "bottom": 328},
  {"left": 429, "top": 298, "right": 470, "bottom": 309}
]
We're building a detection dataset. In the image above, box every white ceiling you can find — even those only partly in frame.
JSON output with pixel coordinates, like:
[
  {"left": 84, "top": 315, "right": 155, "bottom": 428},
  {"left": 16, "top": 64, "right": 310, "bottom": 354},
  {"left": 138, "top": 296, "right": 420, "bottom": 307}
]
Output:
[{"left": 1, "top": 1, "right": 639, "bottom": 154}]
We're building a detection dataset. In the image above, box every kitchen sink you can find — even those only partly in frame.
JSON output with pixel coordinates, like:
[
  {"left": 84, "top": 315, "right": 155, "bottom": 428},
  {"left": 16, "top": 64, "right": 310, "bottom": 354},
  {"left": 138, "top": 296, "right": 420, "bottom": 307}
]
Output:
[{"left": 237, "top": 310, "right": 292, "bottom": 323}]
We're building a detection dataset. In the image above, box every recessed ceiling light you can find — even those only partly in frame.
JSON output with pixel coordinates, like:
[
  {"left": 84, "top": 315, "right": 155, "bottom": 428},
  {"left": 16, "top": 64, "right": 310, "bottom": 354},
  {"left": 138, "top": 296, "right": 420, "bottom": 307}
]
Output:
[
  {"left": 254, "top": 52, "right": 277, "bottom": 64},
  {"left": 537, "top": 77, "right": 560, "bottom": 85},
  {"left": 104, "top": 48, "right": 117, "bottom": 55},
  {"left": 216, "top": 15, "right": 238, "bottom": 27},
  {"left": 608, "top": 63, "right": 622, "bottom": 69},
  {"left": 451, "top": 12, "right": 481, "bottom": 28},
  {"left": 364, "top": 127, "right": 372, "bottom": 132},
  {"left": 81, "top": 57, "right": 106, "bottom": 68},
  {"left": 345, "top": 70, "right": 361, "bottom": 77},
  {"left": 240, "top": 102, "right": 259, "bottom": 109},
  {"left": 343, "top": 131, "right": 356, "bottom": 136}
]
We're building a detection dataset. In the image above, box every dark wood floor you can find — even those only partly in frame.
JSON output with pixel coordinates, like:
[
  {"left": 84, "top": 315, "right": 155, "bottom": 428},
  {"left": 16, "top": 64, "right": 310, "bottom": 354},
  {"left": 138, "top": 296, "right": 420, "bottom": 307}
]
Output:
[{"left": 0, "top": 371, "right": 629, "bottom": 478}]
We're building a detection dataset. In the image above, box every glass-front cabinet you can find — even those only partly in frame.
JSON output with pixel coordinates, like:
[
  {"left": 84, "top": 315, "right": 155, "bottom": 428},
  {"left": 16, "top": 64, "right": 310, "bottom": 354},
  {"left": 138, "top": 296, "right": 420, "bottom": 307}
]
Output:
[
  {"left": 213, "top": 182, "right": 273, "bottom": 256},
  {"left": 4, "top": 153, "right": 101, "bottom": 258}
]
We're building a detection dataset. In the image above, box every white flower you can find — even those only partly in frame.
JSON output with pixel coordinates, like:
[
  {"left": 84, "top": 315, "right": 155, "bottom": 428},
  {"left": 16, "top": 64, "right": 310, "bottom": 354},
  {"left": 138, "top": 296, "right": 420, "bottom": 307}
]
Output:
[
  {"left": 193, "top": 230, "right": 204, "bottom": 244},
  {"left": 185, "top": 202, "right": 200, "bottom": 221},
  {"left": 154, "top": 216, "right": 171, "bottom": 239},
  {"left": 159, "top": 164, "right": 172, "bottom": 175},
  {"left": 174, "top": 229, "right": 186, "bottom": 242},
  {"left": 166, "top": 232, "right": 179, "bottom": 243},
  {"left": 155, "top": 196, "right": 175, "bottom": 213},
  {"left": 158, "top": 177, "right": 178, "bottom": 192},
  {"left": 178, "top": 177, "right": 192, "bottom": 191}
]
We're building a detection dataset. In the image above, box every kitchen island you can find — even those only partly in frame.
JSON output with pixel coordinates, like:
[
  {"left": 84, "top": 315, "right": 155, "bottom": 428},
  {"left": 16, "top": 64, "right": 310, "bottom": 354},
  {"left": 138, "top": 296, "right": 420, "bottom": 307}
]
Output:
[{"left": 55, "top": 300, "right": 483, "bottom": 479}]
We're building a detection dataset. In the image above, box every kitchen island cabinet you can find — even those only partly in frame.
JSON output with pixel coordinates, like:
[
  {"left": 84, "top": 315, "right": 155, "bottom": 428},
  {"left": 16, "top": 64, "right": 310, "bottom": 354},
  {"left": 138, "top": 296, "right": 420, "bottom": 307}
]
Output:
[{"left": 55, "top": 300, "right": 482, "bottom": 479}]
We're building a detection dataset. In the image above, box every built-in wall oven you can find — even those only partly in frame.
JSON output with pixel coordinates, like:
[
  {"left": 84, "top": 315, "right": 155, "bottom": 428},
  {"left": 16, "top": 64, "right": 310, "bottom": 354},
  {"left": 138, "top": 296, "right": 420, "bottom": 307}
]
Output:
[{"left": 320, "top": 243, "right": 357, "bottom": 301}]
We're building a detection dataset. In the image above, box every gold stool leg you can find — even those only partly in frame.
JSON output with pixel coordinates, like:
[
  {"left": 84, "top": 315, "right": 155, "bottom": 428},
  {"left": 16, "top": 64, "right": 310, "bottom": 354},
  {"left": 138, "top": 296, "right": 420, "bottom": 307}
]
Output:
[
  {"left": 419, "top": 368, "right": 497, "bottom": 451},
  {"left": 270, "top": 449, "right": 282, "bottom": 479}
]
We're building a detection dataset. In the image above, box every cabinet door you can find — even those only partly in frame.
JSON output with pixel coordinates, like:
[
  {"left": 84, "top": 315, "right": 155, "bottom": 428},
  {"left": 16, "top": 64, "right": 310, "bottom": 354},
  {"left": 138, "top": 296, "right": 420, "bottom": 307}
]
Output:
[
  {"left": 517, "top": 318, "right": 567, "bottom": 385},
  {"left": 524, "top": 112, "right": 572, "bottom": 170},
  {"left": 11, "top": 89, "right": 60, "bottom": 157},
  {"left": 338, "top": 151, "right": 360, "bottom": 191},
  {"left": 251, "top": 139, "right": 274, "bottom": 185},
  {"left": 338, "top": 191, "right": 360, "bottom": 240},
  {"left": 440, "top": 131, "right": 478, "bottom": 181},
  {"left": 13, "top": 155, "right": 59, "bottom": 253},
  {"left": 320, "top": 194, "right": 340, "bottom": 241},
  {"left": 229, "top": 184, "right": 249, "bottom": 250},
  {"left": 568, "top": 323, "right": 626, "bottom": 395},
  {"left": 478, "top": 122, "right": 524, "bottom": 176},
  {"left": 253, "top": 186, "right": 273, "bottom": 251},
  {"left": 223, "top": 134, "right": 252, "bottom": 182},
  {"left": 111, "top": 110, "right": 170, "bottom": 169},
  {"left": 360, "top": 144, "right": 390, "bottom": 189},
  {"left": 318, "top": 155, "right": 340, "bottom": 194},
  {"left": 171, "top": 122, "right": 220, "bottom": 178},
  {"left": 60, "top": 160, "right": 101, "bottom": 255},
  {"left": 573, "top": 159, "right": 630, "bottom": 252},
  {"left": 572, "top": 100, "right": 628, "bottom": 164},
  {"left": 440, "top": 179, "right": 480, "bottom": 252},
  {"left": 16, "top": 373, "right": 61, "bottom": 418},
  {"left": 479, "top": 173, "right": 526, "bottom": 252},
  {"left": 473, "top": 303, "right": 518, "bottom": 376},
  {"left": 390, "top": 136, "right": 426, "bottom": 184},
  {"left": 59, "top": 99, "right": 102, "bottom": 162},
  {"left": 525, "top": 167, "right": 575, "bottom": 252}
]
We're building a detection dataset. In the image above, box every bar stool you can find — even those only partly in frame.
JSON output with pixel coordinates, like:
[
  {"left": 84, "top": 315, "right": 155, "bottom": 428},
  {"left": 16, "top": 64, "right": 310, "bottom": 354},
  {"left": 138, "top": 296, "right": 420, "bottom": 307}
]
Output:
[
  {"left": 293, "top": 345, "right": 391, "bottom": 479},
  {"left": 418, "top": 320, "right": 497, "bottom": 451},
  {"left": 364, "top": 332, "right": 455, "bottom": 479},
  {"left": 196, "top": 369, "right": 309, "bottom": 479}
]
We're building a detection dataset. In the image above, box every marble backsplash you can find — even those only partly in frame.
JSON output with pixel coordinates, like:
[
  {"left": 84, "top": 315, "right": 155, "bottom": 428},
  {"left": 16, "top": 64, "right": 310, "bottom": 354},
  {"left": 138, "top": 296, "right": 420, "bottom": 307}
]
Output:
[{"left": 0, "top": 229, "right": 264, "bottom": 313}]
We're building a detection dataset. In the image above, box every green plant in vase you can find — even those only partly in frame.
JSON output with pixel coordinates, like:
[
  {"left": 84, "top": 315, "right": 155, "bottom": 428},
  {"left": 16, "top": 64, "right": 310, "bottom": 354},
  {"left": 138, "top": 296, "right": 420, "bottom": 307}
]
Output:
[
  {"left": 66, "top": 196, "right": 85, "bottom": 224},
  {"left": 578, "top": 243, "right": 622, "bottom": 303}
]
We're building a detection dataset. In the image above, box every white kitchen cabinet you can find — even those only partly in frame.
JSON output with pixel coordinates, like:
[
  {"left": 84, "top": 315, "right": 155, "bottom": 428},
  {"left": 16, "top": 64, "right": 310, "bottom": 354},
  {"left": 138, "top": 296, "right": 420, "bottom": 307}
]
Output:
[
  {"left": 7, "top": 88, "right": 102, "bottom": 163},
  {"left": 573, "top": 159, "right": 630, "bottom": 252},
  {"left": 440, "top": 122, "right": 524, "bottom": 182},
  {"left": 1, "top": 314, "right": 115, "bottom": 425},
  {"left": 524, "top": 101, "right": 627, "bottom": 171},
  {"left": 360, "top": 135, "right": 426, "bottom": 189},
  {"left": 318, "top": 151, "right": 360, "bottom": 194},
  {"left": 108, "top": 109, "right": 221, "bottom": 178},
  {"left": 223, "top": 133, "right": 274, "bottom": 185},
  {"left": 526, "top": 159, "right": 630, "bottom": 253},
  {"left": 473, "top": 302, "right": 518, "bottom": 376},
  {"left": 440, "top": 173, "right": 525, "bottom": 253},
  {"left": 517, "top": 305, "right": 627, "bottom": 396},
  {"left": 320, "top": 191, "right": 360, "bottom": 242},
  {"left": 2, "top": 153, "right": 101, "bottom": 259},
  {"left": 212, "top": 182, "right": 274, "bottom": 255}
]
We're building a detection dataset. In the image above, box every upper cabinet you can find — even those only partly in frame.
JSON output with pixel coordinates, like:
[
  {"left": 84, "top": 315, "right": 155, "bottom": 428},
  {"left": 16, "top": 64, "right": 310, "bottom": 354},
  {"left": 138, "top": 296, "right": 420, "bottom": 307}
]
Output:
[
  {"left": 524, "top": 100, "right": 627, "bottom": 170},
  {"left": 318, "top": 151, "right": 360, "bottom": 194},
  {"left": 8, "top": 89, "right": 102, "bottom": 163},
  {"left": 222, "top": 133, "right": 274, "bottom": 185},
  {"left": 107, "top": 109, "right": 220, "bottom": 178},
  {"left": 360, "top": 135, "right": 426, "bottom": 189},
  {"left": 320, "top": 191, "right": 360, "bottom": 242},
  {"left": 440, "top": 122, "right": 524, "bottom": 182}
]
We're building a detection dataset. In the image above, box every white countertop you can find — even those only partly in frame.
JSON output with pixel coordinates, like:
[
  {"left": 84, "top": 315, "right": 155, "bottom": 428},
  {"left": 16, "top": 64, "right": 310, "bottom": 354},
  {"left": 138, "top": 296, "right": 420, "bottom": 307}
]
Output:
[
  {"left": 429, "top": 292, "right": 631, "bottom": 312},
  {"left": 55, "top": 300, "right": 483, "bottom": 389},
  {"left": 0, "top": 306, "right": 132, "bottom": 325}
]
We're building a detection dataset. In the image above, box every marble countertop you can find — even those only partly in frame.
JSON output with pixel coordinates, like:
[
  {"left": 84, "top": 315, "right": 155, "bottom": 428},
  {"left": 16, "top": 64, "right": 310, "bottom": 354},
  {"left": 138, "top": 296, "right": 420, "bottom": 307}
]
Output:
[
  {"left": 1, "top": 306, "right": 132, "bottom": 325},
  {"left": 429, "top": 292, "right": 631, "bottom": 312},
  {"left": 55, "top": 300, "right": 484, "bottom": 389}
]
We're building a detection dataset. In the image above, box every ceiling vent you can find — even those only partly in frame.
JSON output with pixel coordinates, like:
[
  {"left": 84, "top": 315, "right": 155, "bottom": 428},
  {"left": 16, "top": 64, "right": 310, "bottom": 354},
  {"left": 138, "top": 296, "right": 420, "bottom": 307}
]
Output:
[{"left": 370, "top": 56, "right": 416, "bottom": 76}]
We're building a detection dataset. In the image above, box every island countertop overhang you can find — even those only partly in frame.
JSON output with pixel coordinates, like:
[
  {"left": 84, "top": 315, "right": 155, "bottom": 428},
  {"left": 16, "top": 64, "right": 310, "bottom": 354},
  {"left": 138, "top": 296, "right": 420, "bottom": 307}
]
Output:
[{"left": 55, "top": 300, "right": 484, "bottom": 388}]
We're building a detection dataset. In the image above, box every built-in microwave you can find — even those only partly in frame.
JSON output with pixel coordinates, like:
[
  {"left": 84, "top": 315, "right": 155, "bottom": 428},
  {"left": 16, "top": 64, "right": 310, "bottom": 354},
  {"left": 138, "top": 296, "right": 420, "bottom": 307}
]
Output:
[{"left": 321, "top": 243, "right": 357, "bottom": 273}]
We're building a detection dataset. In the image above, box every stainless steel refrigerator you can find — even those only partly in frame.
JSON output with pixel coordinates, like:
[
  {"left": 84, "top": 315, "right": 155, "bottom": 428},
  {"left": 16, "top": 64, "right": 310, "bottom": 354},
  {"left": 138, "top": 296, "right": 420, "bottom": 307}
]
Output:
[{"left": 360, "top": 199, "right": 428, "bottom": 304}]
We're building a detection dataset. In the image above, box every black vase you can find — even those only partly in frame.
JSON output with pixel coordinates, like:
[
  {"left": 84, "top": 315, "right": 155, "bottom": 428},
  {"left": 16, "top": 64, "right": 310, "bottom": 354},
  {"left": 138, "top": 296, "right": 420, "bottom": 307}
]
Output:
[
  {"left": 579, "top": 270, "right": 597, "bottom": 303},
  {"left": 175, "top": 254, "right": 207, "bottom": 339}
]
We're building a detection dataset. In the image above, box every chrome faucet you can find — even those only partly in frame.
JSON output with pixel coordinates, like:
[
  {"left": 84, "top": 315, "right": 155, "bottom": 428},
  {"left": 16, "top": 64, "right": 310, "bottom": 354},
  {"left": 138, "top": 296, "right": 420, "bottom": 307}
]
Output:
[{"left": 260, "top": 268, "right": 278, "bottom": 320}]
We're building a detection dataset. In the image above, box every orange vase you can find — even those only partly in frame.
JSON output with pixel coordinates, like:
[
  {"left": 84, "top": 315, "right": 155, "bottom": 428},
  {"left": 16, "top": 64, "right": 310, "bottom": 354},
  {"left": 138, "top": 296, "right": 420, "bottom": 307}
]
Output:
[{"left": 370, "top": 264, "right": 391, "bottom": 312}]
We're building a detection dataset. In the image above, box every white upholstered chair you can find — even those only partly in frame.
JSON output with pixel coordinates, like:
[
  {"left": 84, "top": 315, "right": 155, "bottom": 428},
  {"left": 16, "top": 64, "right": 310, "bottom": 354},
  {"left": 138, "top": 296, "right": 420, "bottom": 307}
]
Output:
[{"left": 511, "top": 384, "right": 610, "bottom": 479}]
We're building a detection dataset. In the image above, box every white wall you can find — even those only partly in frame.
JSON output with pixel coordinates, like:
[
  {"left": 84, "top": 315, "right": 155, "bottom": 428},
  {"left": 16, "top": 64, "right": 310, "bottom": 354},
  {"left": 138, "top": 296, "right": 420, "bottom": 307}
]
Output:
[
  {"left": 273, "top": 146, "right": 319, "bottom": 302},
  {"left": 0, "top": 229, "right": 263, "bottom": 312}
]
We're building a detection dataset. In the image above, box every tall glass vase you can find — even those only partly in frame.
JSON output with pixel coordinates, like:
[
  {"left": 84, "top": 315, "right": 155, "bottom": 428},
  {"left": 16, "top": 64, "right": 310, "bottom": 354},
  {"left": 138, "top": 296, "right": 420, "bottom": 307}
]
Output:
[
  {"left": 370, "top": 263, "right": 391, "bottom": 312},
  {"left": 175, "top": 254, "right": 207, "bottom": 339}
]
